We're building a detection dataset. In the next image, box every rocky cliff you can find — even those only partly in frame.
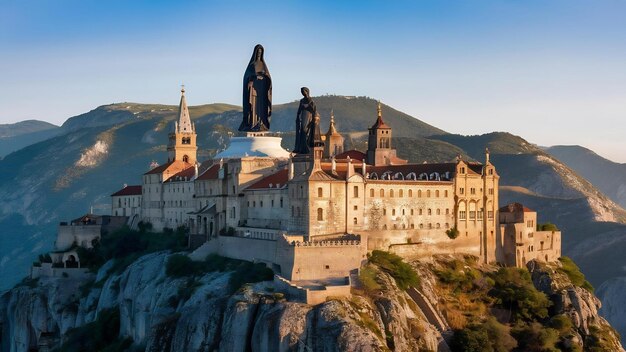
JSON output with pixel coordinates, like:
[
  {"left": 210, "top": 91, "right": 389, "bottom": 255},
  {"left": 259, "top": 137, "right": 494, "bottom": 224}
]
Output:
[{"left": 1, "top": 251, "right": 621, "bottom": 352}]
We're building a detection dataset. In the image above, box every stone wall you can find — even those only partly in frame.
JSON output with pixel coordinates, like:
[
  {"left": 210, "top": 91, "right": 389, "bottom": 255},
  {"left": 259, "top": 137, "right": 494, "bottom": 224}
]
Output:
[{"left": 55, "top": 224, "right": 101, "bottom": 250}]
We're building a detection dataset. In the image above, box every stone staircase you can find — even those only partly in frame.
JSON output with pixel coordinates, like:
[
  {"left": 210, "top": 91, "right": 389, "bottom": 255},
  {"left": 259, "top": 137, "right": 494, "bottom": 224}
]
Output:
[{"left": 407, "top": 287, "right": 453, "bottom": 352}]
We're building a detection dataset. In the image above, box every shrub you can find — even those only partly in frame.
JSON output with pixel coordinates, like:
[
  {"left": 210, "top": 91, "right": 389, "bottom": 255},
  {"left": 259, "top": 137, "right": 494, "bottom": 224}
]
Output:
[
  {"left": 435, "top": 259, "right": 481, "bottom": 294},
  {"left": 558, "top": 257, "right": 594, "bottom": 293},
  {"left": 537, "top": 223, "right": 559, "bottom": 231},
  {"left": 489, "top": 267, "right": 551, "bottom": 322},
  {"left": 446, "top": 227, "right": 460, "bottom": 239},
  {"left": 451, "top": 317, "right": 517, "bottom": 352},
  {"left": 550, "top": 314, "right": 573, "bottom": 336},
  {"left": 359, "top": 266, "right": 382, "bottom": 293},
  {"left": 60, "top": 307, "right": 132, "bottom": 352},
  {"left": 512, "top": 322, "right": 560, "bottom": 352},
  {"left": 368, "top": 250, "right": 419, "bottom": 290},
  {"left": 166, "top": 254, "right": 196, "bottom": 277}
]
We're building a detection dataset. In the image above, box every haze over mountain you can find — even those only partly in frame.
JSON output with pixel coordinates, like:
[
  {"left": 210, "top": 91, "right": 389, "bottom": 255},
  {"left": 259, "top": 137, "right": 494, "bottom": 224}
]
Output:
[
  {"left": 2, "top": 95, "right": 626, "bottom": 339},
  {"left": 546, "top": 145, "right": 626, "bottom": 209},
  {"left": 0, "top": 120, "right": 61, "bottom": 158}
]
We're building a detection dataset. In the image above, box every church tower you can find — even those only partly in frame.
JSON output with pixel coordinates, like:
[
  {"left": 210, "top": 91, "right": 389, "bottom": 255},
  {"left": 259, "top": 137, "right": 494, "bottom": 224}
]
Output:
[
  {"left": 367, "top": 102, "right": 403, "bottom": 166},
  {"left": 167, "top": 87, "right": 197, "bottom": 164},
  {"left": 323, "top": 110, "right": 344, "bottom": 158}
]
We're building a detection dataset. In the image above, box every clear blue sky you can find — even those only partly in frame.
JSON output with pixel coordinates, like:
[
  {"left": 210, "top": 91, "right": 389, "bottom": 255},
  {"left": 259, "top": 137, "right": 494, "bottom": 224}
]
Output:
[{"left": 1, "top": 0, "right": 626, "bottom": 162}]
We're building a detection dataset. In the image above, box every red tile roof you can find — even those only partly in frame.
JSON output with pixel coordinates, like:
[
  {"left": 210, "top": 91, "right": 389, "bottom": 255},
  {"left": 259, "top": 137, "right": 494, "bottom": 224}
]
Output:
[
  {"left": 246, "top": 169, "right": 289, "bottom": 190},
  {"left": 164, "top": 166, "right": 196, "bottom": 183},
  {"left": 144, "top": 160, "right": 192, "bottom": 175},
  {"left": 196, "top": 163, "right": 220, "bottom": 180},
  {"left": 111, "top": 185, "right": 142, "bottom": 196},
  {"left": 499, "top": 203, "right": 534, "bottom": 213},
  {"left": 334, "top": 150, "right": 366, "bottom": 161}
]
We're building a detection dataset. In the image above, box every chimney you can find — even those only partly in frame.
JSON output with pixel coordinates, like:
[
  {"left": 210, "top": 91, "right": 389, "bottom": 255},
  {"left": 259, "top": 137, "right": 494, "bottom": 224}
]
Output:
[
  {"left": 194, "top": 164, "right": 199, "bottom": 179},
  {"left": 288, "top": 154, "right": 294, "bottom": 180},
  {"left": 485, "top": 147, "right": 490, "bottom": 164},
  {"left": 362, "top": 159, "right": 367, "bottom": 177},
  {"left": 346, "top": 156, "right": 354, "bottom": 180},
  {"left": 331, "top": 156, "right": 337, "bottom": 175}
]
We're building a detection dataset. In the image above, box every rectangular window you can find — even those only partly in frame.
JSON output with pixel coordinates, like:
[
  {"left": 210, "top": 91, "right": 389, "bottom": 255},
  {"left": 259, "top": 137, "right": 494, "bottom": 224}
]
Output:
[
  {"left": 488, "top": 188, "right": 494, "bottom": 195},
  {"left": 459, "top": 211, "right": 466, "bottom": 220},
  {"left": 353, "top": 186, "right": 359, "bottom": 198},
  {"left": 488, "top": 211, "right": 494, "bottom": 219},
  {"left": 470, "top": 188, "right": 476, "bottom": 195},
  {"left": 469, "top": 211, "right": 476, "bottom": 220},
  {"left": 459, "top": 188, "right": 464, "bottom": 195}
]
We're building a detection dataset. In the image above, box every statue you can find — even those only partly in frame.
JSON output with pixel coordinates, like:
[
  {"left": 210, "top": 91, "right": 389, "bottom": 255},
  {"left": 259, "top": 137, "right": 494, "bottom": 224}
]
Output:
[
  {"left": 294, "top": 87, "right": 316, "bottom": 154},
  {"left": 240, "top": 44, "right": 272, "bottom": 132},
  {"left": 307, "top": 112, "right": 323, "bottom": 149}
]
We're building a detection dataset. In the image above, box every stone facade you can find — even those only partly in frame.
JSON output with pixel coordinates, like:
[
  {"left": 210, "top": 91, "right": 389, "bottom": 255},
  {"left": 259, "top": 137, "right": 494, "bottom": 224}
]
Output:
[{"left": 114, "top": 88, "right": 561, "bottom": 288}]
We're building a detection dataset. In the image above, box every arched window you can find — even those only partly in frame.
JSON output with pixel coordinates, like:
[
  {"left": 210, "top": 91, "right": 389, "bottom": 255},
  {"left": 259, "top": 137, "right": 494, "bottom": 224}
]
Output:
[
  {"left": 418, "top": 190, "right": 422, "bottom": 198},
  {"left": 435, "top": 190, "right": 440, "bottom": 197},
  {"left": 383, "top": 208, "right": 387, "bottom": 215},
  {"left": 380, "top": 189, "right": 385, "bottom": 197},
  {"left": 399, "top": 189, "right": 403, "bottom": 197},
  {"left": 318, "top": 187, "right": 323, "bottom": 197},
  {"left": 390, "top": 189, "right": 394, "bottom": 198},
  {"left": 428, "top": 208, "right": 432, "bottom": 215},
  {"left": 409, "top": 189, "right": 413, "bottom": 197},
  {"left": 353, "top": 217, "right": 358, "bottom": 225},
  {"left": 317, "top": 208, "right": 324, "bottom": 221},
  {"left": 183, "top": 155, "right": 189, "bottom": 163},
  {"left": 437, "top": 209, "right": 441, "bottom": 215},
  {"left": 427, "top": 190, "right": 431, "bottom": 197},
  {"left": 353, "top": 186, "right": 359, "bottom": 198},
  {"left": 392, "top": 209, "right": 396, "bottom": 216},
  {"left": 370, "top": 189, "right": 374, "bottom": 197}
]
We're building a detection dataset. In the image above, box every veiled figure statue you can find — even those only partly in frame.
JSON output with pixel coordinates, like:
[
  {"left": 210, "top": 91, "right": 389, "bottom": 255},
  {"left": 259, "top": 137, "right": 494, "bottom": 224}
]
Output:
[
  {"left": 307, "top": 112, "right": 323, "bottom": 149},
  {"left": 294, "top": 87, "right": 316, "bottom": 154},
  {"left": 240, "top": 44, "right": 272, "bottom": 132}
]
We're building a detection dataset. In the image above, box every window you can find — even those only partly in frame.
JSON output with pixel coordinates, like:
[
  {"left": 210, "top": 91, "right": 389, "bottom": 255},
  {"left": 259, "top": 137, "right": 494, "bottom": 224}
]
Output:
[
  {"left": 436, "top": 223, "right": 441, "bottom": 229},
  {"left": 280, "top": 197, "right": 283, "bottom": 208},
  {"left": 488, "top": 188, "right": 494, "bottom": 195},
  {"left": 488, "top": 211, "right": 494, "bottom": 219},
  {"left": 354, "top": 205, "right": 358, "bottom": 210},
  {"left": 427, "top": 190, "right": 431, "bottom": 197},
  {"left": 410, "top": 209, "right": 414, "bottom": 216},
  {"left": 353, "top": 186, "right": 359, "bottom": 198},
  {"left": 380, "top": 189, "right": 384, "bottom": 197},
  {"left": 383, "top": 208, "right": 387, "bottom": 215},
  {"left": 428, "top": 208, "right": 432, "bottom": 215},
  {"left": 460, "top": 167, "right": 466, "bottom": 174},
  {"left": 418, "top": 190, "right": 422, "bottom": 198},
  {"left": 402, "top": 209, "right": 405, "bottom": 215},
  {"left": 436, "top": 209, "right": 441, "bottom": 215},
  {"left": 399, "top": 189, "right": 403, "bottom": 197},
  {"left": 353, "top": 217, "right": 358, "bottom": 225},
  {"left": 489, "top": 169, "right": 494, "bottom": 175},
  {"left": 469, "top": 211, "right": 476, "bottom": 220},
  {"left": 231, "top": 207, "right": 236, "bottom": 219},
  {"left": 470, "top": 188, "right": 476, "bottom": 195},
  {"left": 411, "top": 224, "right": 415, "bottom": 229},
  {"left": 325, "top": 265, "right": 330, "bottom": 269},
  {"left": 291, "top": 206, "right": 294, "bottom": 216},
  {"left": 459, "top": 188, "right": 464, "bottom": 195},
  {"left": 392, "top": 209, "right": 396, "bottom": 216},
  {"left": 370, "top": 189, "right": 374, "bottom": 197},
  {"left": 446, "top": 209, "right": 450, "bottom": 215},
  {"left": 260, "top": 201, "right": 264, "bottom": 207},
  {"left": 390, "top": 189, "right": 394, "bottom": 197},
  {"left": 419, "top": 209, "right": 423, "bottom": 215},
  {"left": 459, "top": 211, "right": 467, "bottom": 220},
  {"left": 317, "top": 208, "right": 324, "bottom": 221},
  {"left": 419, "top": 223, "right": 424, "bottom": 229},
  {"left": 253, "top": 201, "right": 256, "bottom": 207},
  {"left": 409, "top": 190, "right": 413, "bottom": 197},
  {"left": 445, "top": 190, "right": 449, "bottom": 197},
  {"left": 318, "top": 187, "right": 323, "bottom": 197},
  {"left": 435, "top": 190, "right": 440, "bottom": 198}
]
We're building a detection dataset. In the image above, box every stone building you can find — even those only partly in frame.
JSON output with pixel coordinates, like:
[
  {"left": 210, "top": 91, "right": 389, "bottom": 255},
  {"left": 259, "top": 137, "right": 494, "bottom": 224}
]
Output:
[
  {"left": 112, "top": 87, "right": 561, "bottom": 296},
  {"left": 111, "top": 185, "right": 142, "bottom": 217},
  {"left": 498, "top": 203, "right": 562, "bottom": 267}
]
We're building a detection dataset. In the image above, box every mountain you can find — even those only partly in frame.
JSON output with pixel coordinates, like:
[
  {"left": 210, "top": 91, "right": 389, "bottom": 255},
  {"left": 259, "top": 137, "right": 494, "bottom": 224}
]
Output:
[
  {"left": 546, "top": 145, "right": 626, "bottom": 209},
  {"left": 0, "top": 120, "right": 61, "bottom": 158},
  {"left": 0, "top": 120, "right": 57, "bottom": 138},
  {"left": 2, "top": 96, "right": 626, "bottom": 341}
]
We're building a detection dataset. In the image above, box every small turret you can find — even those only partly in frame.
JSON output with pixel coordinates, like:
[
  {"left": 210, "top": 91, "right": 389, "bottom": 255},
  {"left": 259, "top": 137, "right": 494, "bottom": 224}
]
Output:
[
  {"left": 323, "top": 109, "right": 345, "bottom": 158},
  {"left": 167, "top": 86, "right": 198, "bottom": 164}
]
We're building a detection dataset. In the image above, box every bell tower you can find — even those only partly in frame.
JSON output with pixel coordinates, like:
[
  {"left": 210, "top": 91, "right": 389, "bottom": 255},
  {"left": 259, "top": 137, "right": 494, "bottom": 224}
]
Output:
[
  {"left": 167, "top": 86, "right": 197, "bottom": 164},
  {"left": 323, "top": 110, "right": 344, "bottom": 158},
  {"left": 367, "top": 101, "right": 402, "bottom": 166}
]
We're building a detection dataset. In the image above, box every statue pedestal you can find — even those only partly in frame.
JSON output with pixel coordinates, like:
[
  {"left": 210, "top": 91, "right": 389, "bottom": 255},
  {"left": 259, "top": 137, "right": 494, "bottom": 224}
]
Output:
[{"left": 214, "top": 135, "right": 290, "bottom": 159}]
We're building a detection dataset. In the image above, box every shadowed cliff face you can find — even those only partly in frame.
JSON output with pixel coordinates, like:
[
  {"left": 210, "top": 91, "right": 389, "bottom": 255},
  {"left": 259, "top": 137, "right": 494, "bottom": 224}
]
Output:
[{"left": 1, "top": 252, "right": 621, "bottom": 352}]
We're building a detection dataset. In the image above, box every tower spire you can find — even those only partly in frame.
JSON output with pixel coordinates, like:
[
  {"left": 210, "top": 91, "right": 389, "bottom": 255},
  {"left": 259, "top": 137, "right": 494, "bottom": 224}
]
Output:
[{"left": 177, "top": 85, "right": 193, "bottom": 133}]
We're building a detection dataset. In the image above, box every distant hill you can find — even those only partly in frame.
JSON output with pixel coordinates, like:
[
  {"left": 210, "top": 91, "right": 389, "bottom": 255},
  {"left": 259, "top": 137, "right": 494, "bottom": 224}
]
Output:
[
  {"left": 0, "top": 120, "right": 61, "bottom": 157},
  {"left": 546, "top": 145, "right": 626, "bottom": 209},
  {"left": 0, "top": 119, "right": 57, "bottom": 138}
]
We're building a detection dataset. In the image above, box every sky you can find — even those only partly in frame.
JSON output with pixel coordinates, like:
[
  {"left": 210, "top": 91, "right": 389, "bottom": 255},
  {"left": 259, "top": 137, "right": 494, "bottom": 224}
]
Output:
[{"left": 1, "top": 0, "right": 626, "bottom": 162}]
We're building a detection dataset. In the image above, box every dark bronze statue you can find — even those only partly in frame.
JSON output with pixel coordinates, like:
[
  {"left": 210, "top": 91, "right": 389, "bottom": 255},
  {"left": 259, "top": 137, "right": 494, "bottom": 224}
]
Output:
[
  {"left": 294, "top": 87, "right": 316, "bottom": 154},
  {"left": 239, "top": 44, "right": 272, "bottom": 132},
  {"left": 307, "top": 112, "right": 323, "bottom": 149}
]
